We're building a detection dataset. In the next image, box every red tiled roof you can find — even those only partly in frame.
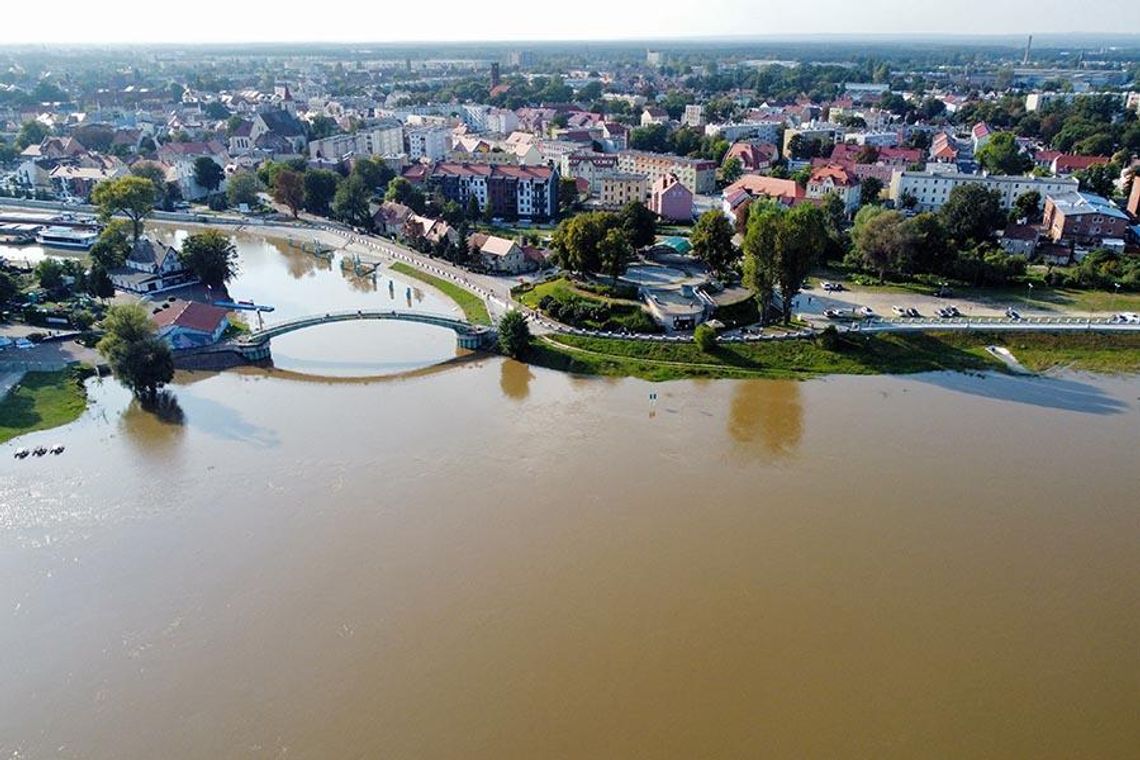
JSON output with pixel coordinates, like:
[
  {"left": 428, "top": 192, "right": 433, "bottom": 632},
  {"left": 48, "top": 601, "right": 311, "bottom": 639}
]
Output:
[{"left": 151, "top": 299, "right": 228, "bottom": 333}]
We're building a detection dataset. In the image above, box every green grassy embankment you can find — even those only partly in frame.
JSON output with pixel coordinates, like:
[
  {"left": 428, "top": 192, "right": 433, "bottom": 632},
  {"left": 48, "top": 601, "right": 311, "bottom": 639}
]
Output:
[
  {"left": 0, "top": 368, "right": 90, "bottom": 444},
  {"left": 390, "top": 263, "right": 491, "bottom": 325},
  {"left": 528, "top": 330, "right": 1140, "bottom": 382}
]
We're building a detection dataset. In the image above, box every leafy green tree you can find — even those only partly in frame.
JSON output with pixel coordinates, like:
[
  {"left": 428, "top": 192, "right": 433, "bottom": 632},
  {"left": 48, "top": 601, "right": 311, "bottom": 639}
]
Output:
[
  {"left": 16, "top": 120, "right": 49, "bottom": 150},
  {"left": 742, "top": 202, "right": 826, "bottom": 324},
  {"left": 617, "top": 201, "right": 658, "bottom": 249},
  {"left": 597, "top": 228, "right": 633, "bottom": 283},
  {"left": 860, "top": 176, "right": 885, "bottom": 206},
  {"left": 179, "top": 229, "right": 239, "bottom": 288},
  {"left": 384, "top": 177, "right": 426, "bottom": 214},
  {"left": 940, "top": 184, "right": 1004, "bottom": 247},
  {"left": 272, "top": 169, "right": 305, "bottom": 218},
  {"left": 558, "top": 177, "right": 580, "bottom": 215},
  {"left": 721, "top": 156, "right": 744, "bottom": 184},
  {"left": 694, "top": 322, "right": 717, "bottom": 352},
  {"left": 97, "top": 303, "right": 175, "bottom": 400},
  {"left": 1011, "top": 190, "right": 1042, "bottom": 222},
  {"left": 0, "top": 271, "right": 20, "bottom": 304},
  {"left": 852, "top": 207, "right": 909, "bottom": 281},
  {"left": 351, "top": 157, "right": 395, "bottom": 194},
  {"left": 203, "top": 101, "right": 230, "bottom": 120},
  {"left": 901, "top": 212, "right": 951, "bottom": 275},
  {"left": 130, "top": 161, "right": 171, "bottom": 209},
  {"left": 741, "top": 201, "right": 782, "bottom": 322},
  {"left": 690, "top": 209, "right": 738, "bottom": 276},
  {"left": 1075, "top": 162, "right": 1119, "bottom": 198},
  {"left": 497, "top": 310, "right": 531, "bottom": 358},
  {"left": 35, "top": 258, "right": 65, "bottom": 290},
  {"left": 91, "top": 175, "right": 156, "bottom": 247},
  {"left": 628, "top": 123, "right": 670, "bottom": 152},
  {"left": 303, "top": 169, "right": 341, "bottom": 216},
  {"left": 976, "top": 132, "right": 1032, "bottom": 175},
  {"left": 332, "top": 173, "right": 373, "bottom": 228},
  {"left": 193, "top": 156, "right": 225, "bottom": 194},
  {"left": 89, "top": 219, "right": 133, "bottom": 270},
  {"left": 551, "top": 211, "right": 616, "bottom": 273},
  {"left": 226, "top": 170, "right": 261, "bottom": 208}
]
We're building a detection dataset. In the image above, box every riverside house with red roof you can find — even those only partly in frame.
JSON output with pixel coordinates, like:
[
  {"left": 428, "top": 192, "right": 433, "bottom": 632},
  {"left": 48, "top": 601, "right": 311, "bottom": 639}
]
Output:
[{"left": 150, "top": 299, "right": 230, "bottom": 349}]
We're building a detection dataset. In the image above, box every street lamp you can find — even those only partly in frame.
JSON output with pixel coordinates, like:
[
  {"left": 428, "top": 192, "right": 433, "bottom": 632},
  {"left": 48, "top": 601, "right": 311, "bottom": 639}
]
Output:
[{"left": 1027, "top": 282, "right": 1034, "bottom": 305}]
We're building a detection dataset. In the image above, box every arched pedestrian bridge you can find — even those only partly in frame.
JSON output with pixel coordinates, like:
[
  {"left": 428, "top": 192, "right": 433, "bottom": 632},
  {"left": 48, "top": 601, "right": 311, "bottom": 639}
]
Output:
[{"left": 234, "top": 309, "right": 494, "bottom": 360}]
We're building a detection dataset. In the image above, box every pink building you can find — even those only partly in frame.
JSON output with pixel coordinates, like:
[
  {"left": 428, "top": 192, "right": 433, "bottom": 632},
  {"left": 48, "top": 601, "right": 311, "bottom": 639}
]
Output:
[{"left": 649, "top": 173, "right": 693, "bottom": 222}]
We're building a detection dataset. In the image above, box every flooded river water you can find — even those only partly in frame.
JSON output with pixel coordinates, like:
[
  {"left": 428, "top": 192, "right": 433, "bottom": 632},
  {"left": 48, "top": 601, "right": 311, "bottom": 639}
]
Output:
[{"left": 2, "top": 231, "right": 1139, "bottom": 758}]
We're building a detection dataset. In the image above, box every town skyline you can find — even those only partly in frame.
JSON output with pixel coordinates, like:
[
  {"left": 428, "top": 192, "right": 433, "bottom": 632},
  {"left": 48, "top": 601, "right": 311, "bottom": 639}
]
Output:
[{"left": 4, "top": 1, "right": 1140, "bottom": 45}]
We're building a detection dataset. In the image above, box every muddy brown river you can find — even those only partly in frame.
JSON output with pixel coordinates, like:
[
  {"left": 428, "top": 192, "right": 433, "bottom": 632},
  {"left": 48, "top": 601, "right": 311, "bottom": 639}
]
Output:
[{"left": 2, "top": 232, "right": 1139, "bottom": 758}]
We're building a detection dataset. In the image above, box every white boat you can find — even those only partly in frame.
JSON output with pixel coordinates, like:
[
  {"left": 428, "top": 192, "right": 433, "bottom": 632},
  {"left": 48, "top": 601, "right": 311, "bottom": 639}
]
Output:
[{"left": 35, "top": 226, "right": 99, "bottom": 250}]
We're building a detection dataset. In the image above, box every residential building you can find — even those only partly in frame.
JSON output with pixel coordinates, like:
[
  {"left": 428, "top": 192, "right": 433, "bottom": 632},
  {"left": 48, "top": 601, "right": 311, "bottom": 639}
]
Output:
[
  {"left": 426, "top": 163, "right": 558, "bottom": 221},
  {"left": 889, "top": 171, "right": 1078, "bottom": 213},
  {"left": 599, "top": 173, "right": 647, "bottom": 208},
  {"left": 807, "top": 164, "right": 861, "bottom": 216},
  {"left": 648, "top": 173, "right": 694, "bottom": 222},
  {"left": 998, "top": 224, "right": 1041, "bottom": 257},
  {"left": 640, "top": 107, "right": 669, "bottom": 127},
  {"left": 107, "top": 237, "right": 198, "bottom": 294},
  {"left": 682, "top": 104, "right": 705, "bottom": 128},
  {"left": 469, "top": 233, "right": 528, "bottom": 274},
  {"left": 150, "top": 299, "right": 230, "bottom": 349},
  {"left": 617, "top": 150, "right": 717, "bottom": 195},
  {"left": 156, "top": 140, "right": 230, "bottom": 200},
  {"left": 251, "top": 109, "right": 307, "bottom": 154},
  {"left": 721, "top": 175, "right": 805, "bottom": 227},
  {"left": 705, "top": 120, "right": 783, "bottom": 144},
  {"left": 1129, "top": 175, "right": 1140, "bottom": 219},
  {"left": 562, "top": 153, "right": 619, "bottom": 195},
  {"left": 783, "top": 124, "right": 844, "bottom": 159},
  {"left": 405, "top": 126, "right": 450, "bottom": 161},
  {"left": 1043, "top": 192, "right": 1131, "bottom": 245},
  {"left": 372, "top": 201, "right": 416, "bottom": 236},
  {"left": 1051, "top": 154, "right": 1111, "bottom": 176},
  {"left": 724, "top": 141, "right": 778, "bottom": 173}
]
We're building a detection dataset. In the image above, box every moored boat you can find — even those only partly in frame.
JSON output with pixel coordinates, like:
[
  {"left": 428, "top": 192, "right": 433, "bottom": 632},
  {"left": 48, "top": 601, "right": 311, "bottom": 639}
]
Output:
[{"left": 35, "top": 226, "right": 99, "bottom": 250}]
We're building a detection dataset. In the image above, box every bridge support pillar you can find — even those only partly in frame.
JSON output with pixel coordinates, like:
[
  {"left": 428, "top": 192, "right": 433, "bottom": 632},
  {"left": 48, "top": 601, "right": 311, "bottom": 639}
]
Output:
[
  {"left": 240, "top": 342, "right": 272, "bottom": 362},
  {"left": 456, "top": 333, "right": 482, "bottom": 350}
]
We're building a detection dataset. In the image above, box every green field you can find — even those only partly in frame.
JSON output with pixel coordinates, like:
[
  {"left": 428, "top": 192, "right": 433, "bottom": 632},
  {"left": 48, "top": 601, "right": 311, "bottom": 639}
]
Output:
[
  {"left": 0, "top": 369, "right": 90, "bottom": 444},
  {"left": 389, "top": 263, "right": 491, "bottom": 325},
  {"left": 528, "top": 330, "right": 1140, "bottom": 382}
]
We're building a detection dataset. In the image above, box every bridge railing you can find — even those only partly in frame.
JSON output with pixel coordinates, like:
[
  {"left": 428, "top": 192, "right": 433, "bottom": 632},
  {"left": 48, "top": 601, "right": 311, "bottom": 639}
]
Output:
[{"left": 239, "top": 309, "right": 483, "bottom": 342}]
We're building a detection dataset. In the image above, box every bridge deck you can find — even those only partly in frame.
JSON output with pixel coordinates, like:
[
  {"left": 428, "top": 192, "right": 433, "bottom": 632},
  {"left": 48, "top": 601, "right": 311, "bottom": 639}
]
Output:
[{"left": 239, "top": 309, "right": 486, "bottom": 344}]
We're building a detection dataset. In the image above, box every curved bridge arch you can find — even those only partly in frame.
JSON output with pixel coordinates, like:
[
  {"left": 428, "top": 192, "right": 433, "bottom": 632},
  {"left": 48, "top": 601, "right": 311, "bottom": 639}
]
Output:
[{"left": 237, "top": 309, "right": 493, "bottom": 356}]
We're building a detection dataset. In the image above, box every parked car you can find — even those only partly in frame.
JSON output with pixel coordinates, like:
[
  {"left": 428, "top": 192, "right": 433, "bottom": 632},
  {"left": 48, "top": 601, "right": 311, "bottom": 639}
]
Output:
[
  {"left": 15, "top": 338, "right": 34, "bottom": 350},
  {"left": 1006, "top": 307, "right": 1022, "bottom": 320},
  {"left": 906, "top": 308, "right": 921, "bottom": 318},
  {"left": 891, "top": 305, "right": 908, "bottom": 317},
  {"left": 945, "top": 305, "right": 961, "bottom": 317},
  {"left": 857, "top": 306, "right": 875, "bottom": 317},
  {"left": 823, "top": 309, "right": 844, "bottom": 319},
  {"left": 822, "top": 281, "right": 846, "bottom": 292}
]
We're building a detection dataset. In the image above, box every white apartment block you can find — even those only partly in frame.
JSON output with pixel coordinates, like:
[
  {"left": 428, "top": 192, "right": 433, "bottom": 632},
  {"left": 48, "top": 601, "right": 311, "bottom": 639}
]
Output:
[
  {"left": 705, "top": 120, "right": 783, "bottom": 144},
  {"left": 889, "top": 171, "right": 1080, "bottom": 212},
  {"left": 406, "top": 127, "right": 451, "bottom": 161},
  {"left": 682, "top": 104, "right": 705, "bottom": 128},
  {"left": 308, "top": 121, "right": 404, "bottom": 161}
]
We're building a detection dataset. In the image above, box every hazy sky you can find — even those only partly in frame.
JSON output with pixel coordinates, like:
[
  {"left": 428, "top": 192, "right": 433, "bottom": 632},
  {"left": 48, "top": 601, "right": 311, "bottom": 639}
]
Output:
[{"left": 3, "top": 0, "right": 1139, "bottom": 44}]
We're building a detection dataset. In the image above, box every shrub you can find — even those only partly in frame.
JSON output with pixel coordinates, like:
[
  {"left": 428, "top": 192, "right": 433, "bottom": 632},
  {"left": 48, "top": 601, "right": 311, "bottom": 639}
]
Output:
[
  {"left": 694, "top": 323, "right": 717, "bottom": 352},
  {"left": 817, "top": 324, "right": 842, "bottom": 350}
]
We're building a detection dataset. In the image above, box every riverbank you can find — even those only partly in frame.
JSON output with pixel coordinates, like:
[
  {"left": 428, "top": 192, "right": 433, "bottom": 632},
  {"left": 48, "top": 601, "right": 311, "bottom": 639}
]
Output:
[
  {"left": 0, "top": 367, "right": 90, "bottom": 444},
  {"left": 527, "top": 331, "right": 1140, "bottom": 382},
  {"left": 389, "top": 263, "right": 491, "bottom": 325}
]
